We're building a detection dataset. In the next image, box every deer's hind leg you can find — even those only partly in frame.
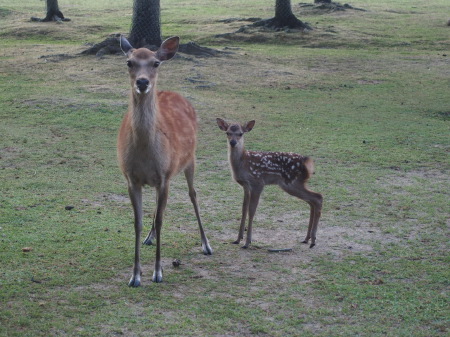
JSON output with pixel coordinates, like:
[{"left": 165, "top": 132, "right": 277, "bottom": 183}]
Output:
[
  {"left": 143, "top": 197, "right": 157, "bottom": 246},
  {"left": 281, "top": 182, "right": 322, "bottom": 248},
  {"left": 184, "top": 163, "right": 213, "bottom": 255}
]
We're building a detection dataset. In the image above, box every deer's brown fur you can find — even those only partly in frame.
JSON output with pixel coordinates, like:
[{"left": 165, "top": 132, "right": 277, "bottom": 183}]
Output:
[{"left": 117, "top": 36, "right": 212, "bottom": 287}]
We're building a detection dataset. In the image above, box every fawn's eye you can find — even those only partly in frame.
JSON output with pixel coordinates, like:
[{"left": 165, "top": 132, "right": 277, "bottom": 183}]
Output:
[
  {"left": 226, "top": 132, "right": 231, "bottom": 136},
  {"left": 238, "top": 133, "right": 243, "bottom": 137},
  {"left": 126, "top": 60, "right": 132, "bottom": 68},
  {"left": 154, "top": 61, "right": 160, "bottom": 68}
]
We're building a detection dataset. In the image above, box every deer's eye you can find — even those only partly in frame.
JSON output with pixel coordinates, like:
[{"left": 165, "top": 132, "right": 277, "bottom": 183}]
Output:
[
  {"left": 154, "top": 61, "right": 160, "bottom": 68},
  {"left": 226, "top": 132, "right": 231, "bottom": 136},
  {"left": 238, "top": 133, "right": 243, "bottom": 137},
  {"left": 126, "top": 60, "right": 132, "bottom": 68}
]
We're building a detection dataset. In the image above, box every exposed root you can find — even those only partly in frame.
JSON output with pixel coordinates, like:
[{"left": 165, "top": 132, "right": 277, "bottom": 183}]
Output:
[
  {"left": 252, "top": 16, "right": 312, "bottom": 31},
  {"left": 81, "top": 34, "right": 228, "bottom": 58},
  {"left": 31, "top": 10, "right": 70, "bottom": 22},
  {"left": 298, "top": 1, "right": 366, "bottom": 13}
]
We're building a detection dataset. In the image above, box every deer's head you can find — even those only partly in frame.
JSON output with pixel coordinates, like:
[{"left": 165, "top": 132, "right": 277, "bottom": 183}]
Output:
[
  {"left": 120, "top": 36, "right": 179, "bottom": 95},
  {"left": 216, "top": 118, "right": 255, "bottom": 149}
]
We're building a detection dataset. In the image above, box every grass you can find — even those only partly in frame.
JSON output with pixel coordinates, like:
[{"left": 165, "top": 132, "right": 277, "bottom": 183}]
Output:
[{"left": 1, "top": 0, "right": 449, "bottom": 336}]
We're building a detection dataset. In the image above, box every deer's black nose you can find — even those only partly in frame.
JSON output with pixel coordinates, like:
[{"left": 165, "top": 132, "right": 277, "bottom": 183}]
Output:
[
  {"left": 230, "top": 140, "right": 237, "bottom": 147},
  {"left": 136, "top": 78, "right": 149, "bottom": 92}
]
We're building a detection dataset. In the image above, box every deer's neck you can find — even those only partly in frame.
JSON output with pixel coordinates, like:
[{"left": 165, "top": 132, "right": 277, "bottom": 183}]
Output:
[
  {"left": 228, "top": 144, "right": 247, "bottom": 180},
  {"left": 129, "top": 88, "right": 159, "bottom": 141}
]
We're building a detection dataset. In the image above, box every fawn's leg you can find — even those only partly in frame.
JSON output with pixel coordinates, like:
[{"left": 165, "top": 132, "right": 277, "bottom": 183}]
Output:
[
  {"left": 184, "top": 163, "right": 213, "bottom": 255},
  {"left": 243, "top": 186, "right": 263, "bottom": 249},
  {"left": 282, "top": 182, "right": 322, "bottom": 248},
  {"left": 128, "top": 182, "right": 143, "bottom": 287},
  {"left": 301, "top": 201, "right": 315, "bottom": 246},
  {"left": 235, "top": 186, "right": 250, "bottom": 244}
]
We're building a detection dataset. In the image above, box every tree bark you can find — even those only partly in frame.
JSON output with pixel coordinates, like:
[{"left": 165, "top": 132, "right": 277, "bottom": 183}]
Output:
[
  {"left": 43, "top": 0, "right": 65, "bottom": 21},
  {"left": 129, "top": 0, "right": 162, "bottom": 48},
  {"left": 252, "top": 0, "right": 311, "bottom": 30},
  {"left": 274, "top": 0, "right": 307, "bottom": 28},
  {"left": 31, "top": 0, "right": 69, "bottom": 22}
]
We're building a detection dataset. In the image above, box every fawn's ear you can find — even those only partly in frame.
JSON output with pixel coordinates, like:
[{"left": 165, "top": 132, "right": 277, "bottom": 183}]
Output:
[
  {"left": 216, "top": 118, "right": 229, "bottom": 131},
  {"left": 243, "top": 120, "right": 255, "bottom": 133},
  {"left": 120, "top": 36, "right": 134, "bottom": 56},
  {"left": 156, "top": 36, "right": 180, "bottom": 61}
]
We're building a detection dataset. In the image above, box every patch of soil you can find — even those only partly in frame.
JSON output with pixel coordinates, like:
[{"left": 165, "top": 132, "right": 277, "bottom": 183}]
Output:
[
  {"left": 298, "top": 1, "right": 366, "bottom": 14},
  {"left": 216, "top": 14, "right": 312, "bottom": 44}
]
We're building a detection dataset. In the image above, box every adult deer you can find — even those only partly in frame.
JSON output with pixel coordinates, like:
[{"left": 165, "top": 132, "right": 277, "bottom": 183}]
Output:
[
  {"left": 117, "top": 36, "right": 212, "bottom": 287},
  {"left": 216, "top": 118, "right": 322, "bottom": 249}
]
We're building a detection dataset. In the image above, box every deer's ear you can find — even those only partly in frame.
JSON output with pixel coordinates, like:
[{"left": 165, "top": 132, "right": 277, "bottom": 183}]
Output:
[
  {"left": 243, "top": 120, "right": 255, "bottom": 133},
  {"left": 120, "top": 36, "right": 134, "bottom": 56},
  {"left": 157, "top": 36, "right": 180, "bottom": 61},
  {"left": 216, "top": 118, "right": 229, "bottom": 131}
]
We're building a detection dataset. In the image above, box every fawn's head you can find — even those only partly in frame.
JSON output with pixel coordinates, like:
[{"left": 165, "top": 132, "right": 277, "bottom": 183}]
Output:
[
  {"left": 216, "top": 118, "right": 255, "bottom": 148},
  {"left": 120, "top": 36, "right": 179, "bottom": 95}
]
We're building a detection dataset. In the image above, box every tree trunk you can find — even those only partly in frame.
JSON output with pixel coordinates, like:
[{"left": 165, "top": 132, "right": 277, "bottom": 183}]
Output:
[
  {"left": 274, "top": 0, "right": 305, "bottom": 28},
  {"left": 43, "top": 0, "right": 65, "bottom": 21},
  {"left": 250, "top": 0, "right": 311, "bottom": 30},
  {"left": 129, "top": 0, "right": 162, "bottom": 48}
]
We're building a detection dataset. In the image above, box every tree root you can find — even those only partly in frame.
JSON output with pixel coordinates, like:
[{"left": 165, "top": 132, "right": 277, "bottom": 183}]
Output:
[
  {"left": 81, "top": 34, "right": 228, "bottom": 58},
  {"left": 252, "top": 16, "right": 312, "bottom": 31},
  {"left": 31, "top": 10, "right": 70, "bottom": 22}
]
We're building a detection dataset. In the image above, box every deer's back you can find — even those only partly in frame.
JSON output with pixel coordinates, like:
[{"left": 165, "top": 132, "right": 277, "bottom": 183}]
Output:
[{"left": 246, "top": 151, "right": 312, "bottom": 185}]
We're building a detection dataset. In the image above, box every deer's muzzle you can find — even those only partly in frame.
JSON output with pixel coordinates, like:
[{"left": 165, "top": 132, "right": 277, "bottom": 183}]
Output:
[{"left": 136, "top": 78, "right": 150, "bottom": 94}]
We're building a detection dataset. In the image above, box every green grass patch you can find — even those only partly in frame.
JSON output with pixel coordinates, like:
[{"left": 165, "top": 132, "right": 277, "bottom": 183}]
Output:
[{"left": 1, "top": 0, "right": 449, "bottom": 336}]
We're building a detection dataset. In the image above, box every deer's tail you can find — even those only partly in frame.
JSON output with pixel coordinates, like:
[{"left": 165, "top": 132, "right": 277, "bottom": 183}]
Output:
[{"left": 304, "top": 157, "right": 315, "bottom": 180}]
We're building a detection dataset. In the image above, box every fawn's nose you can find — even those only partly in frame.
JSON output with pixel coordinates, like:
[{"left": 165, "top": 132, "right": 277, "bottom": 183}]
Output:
[
  {"left": 230, "top": 140, "right": 237, "bottom": 147},
  {"left": 136, "top": 78, "right": 150, "bottom": 93}
]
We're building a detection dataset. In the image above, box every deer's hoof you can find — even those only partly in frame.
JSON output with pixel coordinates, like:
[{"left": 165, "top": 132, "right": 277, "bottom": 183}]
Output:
[
  {"left": 128, "top": 276, "right": 141, "bottom": 287},
  {"left": 152, "top": 269, "right": 163, "bottom": 283},
  {"left": 202, "top": 243, "right": 213, "bottom": 255},
  {"left": 142, "top": 236, "right": 155, "bottom": 246},
  {"left": 309, "top": 243, "right": 316, "bottom": 248},
  {"left": 301, "top": 240, "right": 309, "bottom": 244}
]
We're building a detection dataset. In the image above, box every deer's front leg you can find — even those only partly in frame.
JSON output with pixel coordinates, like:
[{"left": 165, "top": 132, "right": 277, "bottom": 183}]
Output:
[
  {"left": 235, "top": 187, "right": 250, "bottom": 244},
  {"left": 128, "top": 183, "right": 143, "bottom": 287},
  {"left": 152, "top": 184, "right": 169, "bottom": 283},
  {"left": 243, "top": 186, "right": 263, "bottom": 249}
]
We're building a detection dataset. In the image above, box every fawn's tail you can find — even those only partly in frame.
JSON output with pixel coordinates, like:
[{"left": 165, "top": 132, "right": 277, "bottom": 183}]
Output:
[{"left": 304, "top": 157, "right": 315, "bottom": 180}]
